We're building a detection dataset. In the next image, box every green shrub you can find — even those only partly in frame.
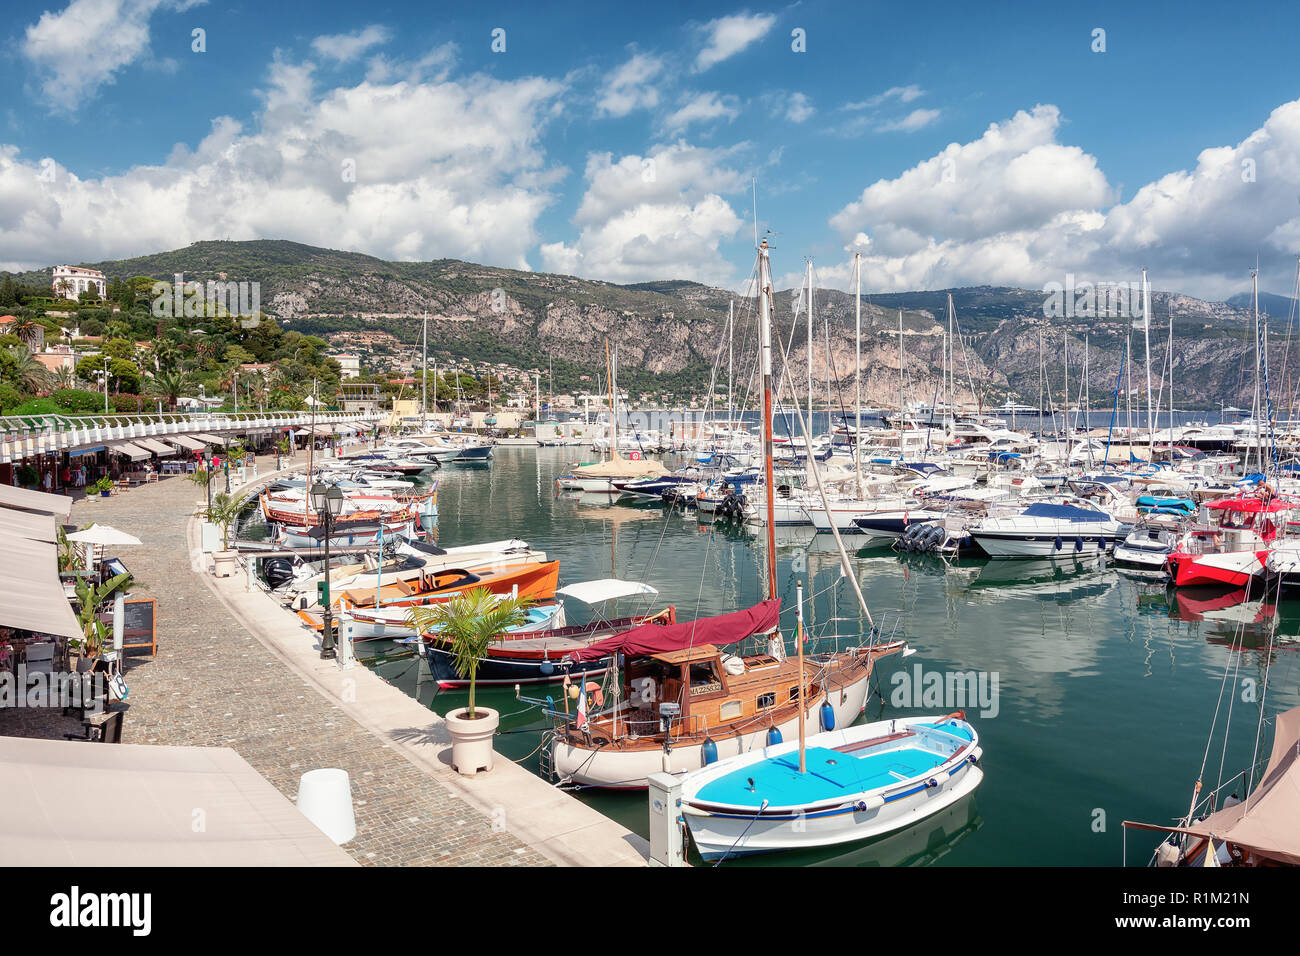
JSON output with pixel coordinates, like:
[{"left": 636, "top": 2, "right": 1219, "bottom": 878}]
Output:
[
  {"left": 51, "top": 388, "right": 105, "bottom": 412},
  {"left": 0, "top": 382, "right": 24, "bottom": 412}
]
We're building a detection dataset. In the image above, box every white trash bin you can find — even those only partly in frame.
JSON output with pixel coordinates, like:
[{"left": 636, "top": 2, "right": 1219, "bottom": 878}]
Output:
[{"left": 296, "top": 768, "right": 356, "bottom": 845}]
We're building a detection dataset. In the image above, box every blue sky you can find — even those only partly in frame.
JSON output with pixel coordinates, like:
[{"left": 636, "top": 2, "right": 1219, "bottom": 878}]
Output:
[{"left": 4, "top": 0, "right": 1300, "bottom": 300}]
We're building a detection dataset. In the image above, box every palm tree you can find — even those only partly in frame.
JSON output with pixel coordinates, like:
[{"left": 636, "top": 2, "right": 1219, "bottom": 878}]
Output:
[
  {"left": 52, "top": 366, "right": 76, "bottom": 389},
  {"left": 9, "top": 316, "right": 41, "bottom": 349},
  {"left": 6, "top": 345, "right": 51, "bottom": 393},
  {"left": 150, "top": 369, "right": 186, "bottom": 410},
  {"left": 205, "top": 491, "right": 249, "bottom": 550},
  {"left": 405, "top": 588, "right": 532, "bottom": 719}
]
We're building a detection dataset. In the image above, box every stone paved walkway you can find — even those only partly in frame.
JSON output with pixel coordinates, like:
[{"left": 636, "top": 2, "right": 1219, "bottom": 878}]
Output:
[{"left": 57, "top": 457, "right": 550, "bottom": 867}]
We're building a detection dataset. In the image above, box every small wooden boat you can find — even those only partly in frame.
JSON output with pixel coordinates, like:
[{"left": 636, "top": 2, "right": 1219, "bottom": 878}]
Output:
[
  {"left": 341, "top": 560, "right": 559, "bottom": 610},
  {"left": 543, "top": 598, "right": 906, "bottom": 789}
]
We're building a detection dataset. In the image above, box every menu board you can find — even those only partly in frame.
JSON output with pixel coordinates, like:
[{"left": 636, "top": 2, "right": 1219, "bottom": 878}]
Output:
[{"left": 121, "top": 598, "right": 156, "bottom": 657}]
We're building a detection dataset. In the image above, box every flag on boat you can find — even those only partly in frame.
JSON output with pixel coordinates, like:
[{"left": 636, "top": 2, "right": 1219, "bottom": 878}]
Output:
[{"left": 575, "top": 683, "right": 587, "bottom": 729}]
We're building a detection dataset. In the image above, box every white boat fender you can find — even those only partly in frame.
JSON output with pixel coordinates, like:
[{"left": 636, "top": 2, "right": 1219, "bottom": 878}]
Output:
[
  {"left": 970, "top": 745, "right": 983, "bottom": 763},
  {"left": 855, "top": 795, "right": 885, "bottom": 813}
]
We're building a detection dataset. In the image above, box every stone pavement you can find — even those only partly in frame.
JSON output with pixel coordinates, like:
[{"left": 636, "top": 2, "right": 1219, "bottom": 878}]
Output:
[{"left": 65, "top": 457, "right": 551, "bottom": 867}]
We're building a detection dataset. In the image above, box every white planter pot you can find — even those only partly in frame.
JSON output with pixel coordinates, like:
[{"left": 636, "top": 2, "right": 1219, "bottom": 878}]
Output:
[
  {"left": 444, "top": 706, "right": 500, "bottom": 776},
  {"left": 212, "top": 549, "right": 240, "bottom": 578}
]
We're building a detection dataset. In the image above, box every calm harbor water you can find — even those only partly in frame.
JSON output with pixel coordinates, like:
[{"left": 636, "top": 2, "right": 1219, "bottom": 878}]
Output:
[{"left": 351, "top": 445, "right": 1300, "bottom": 866}]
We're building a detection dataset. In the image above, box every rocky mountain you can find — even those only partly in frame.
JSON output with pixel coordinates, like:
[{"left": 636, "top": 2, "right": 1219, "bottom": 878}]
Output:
[{"left": 14, "top": 240, "right": 1290, "bottom": 409}]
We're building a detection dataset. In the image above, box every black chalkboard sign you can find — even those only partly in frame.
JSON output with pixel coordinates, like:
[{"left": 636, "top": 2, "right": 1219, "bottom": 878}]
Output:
[{"left": 121, "top": 598, "right": 156, "bottom": 657}]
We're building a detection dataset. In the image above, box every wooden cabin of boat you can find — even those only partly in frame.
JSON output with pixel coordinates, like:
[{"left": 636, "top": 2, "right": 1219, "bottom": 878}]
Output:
[{"left": 564, "top": 641, "right": 897, "bottom": 753}]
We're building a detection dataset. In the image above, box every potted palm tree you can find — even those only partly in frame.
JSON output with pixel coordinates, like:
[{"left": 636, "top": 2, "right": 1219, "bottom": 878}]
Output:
[
  {"left": 205, "top": 491, "right": 248, "bottom": 577},
  {"left": 406, "top": 588, "right": 531, "bottom": 776},
  {"left": 70, "top": 571, "right": 132, "bottom": 672}
]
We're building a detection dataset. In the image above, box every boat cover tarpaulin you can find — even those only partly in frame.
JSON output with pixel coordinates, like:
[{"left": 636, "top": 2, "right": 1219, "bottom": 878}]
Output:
[
  {"left": 1206, "top": 496, "right": 1294, "bottom": 514},
  {"left": 569, "top": 598, "right": 780, "bottom": 661},
  {"left": 1171, "top": 705, "right": 1300, "bottom": 865},
  {"left": 1021, "top": 502, "right": 1109, "bottom": 522}
]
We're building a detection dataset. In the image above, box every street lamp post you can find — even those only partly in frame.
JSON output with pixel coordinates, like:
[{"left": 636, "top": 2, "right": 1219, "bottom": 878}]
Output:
[{"left": 310, "top": 482, "right": 344, "bottom": 659}]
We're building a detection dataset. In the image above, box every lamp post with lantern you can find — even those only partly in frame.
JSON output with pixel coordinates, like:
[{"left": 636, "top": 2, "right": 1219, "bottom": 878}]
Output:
[{"left": 309, "top": 482, "right": 345, "bottom": 659}]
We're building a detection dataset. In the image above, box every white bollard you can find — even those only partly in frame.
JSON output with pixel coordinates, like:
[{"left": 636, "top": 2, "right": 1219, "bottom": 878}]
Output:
[{"left": 296, "top": 769, "right": 356, "bottom": 845}]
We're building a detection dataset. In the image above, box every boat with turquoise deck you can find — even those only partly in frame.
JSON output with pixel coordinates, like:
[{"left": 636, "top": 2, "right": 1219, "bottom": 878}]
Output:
[{"left": 679, "top": 712, "right": 983, "bottom": 860}]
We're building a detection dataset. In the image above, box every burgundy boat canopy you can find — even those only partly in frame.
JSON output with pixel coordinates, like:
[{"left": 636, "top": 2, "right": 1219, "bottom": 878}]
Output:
[
  {"left": 1206, "top": 497, "right": 1295, "bottom": 514},
  {"left": 568, "top": 599, "right": 781, "bottom": 662}
]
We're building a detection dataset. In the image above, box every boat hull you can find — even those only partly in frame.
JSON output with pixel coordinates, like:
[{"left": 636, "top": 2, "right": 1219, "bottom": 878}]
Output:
[
  {"left": 1167, "top": 549, "right": 1267, "bottom": 588},
  {"left": 551, "top": 669, "right": 875, "bottom": 789}
]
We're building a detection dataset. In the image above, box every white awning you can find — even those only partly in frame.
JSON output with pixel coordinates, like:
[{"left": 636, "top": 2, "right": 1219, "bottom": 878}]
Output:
[
  {"left": 0, "top": 536, "right": 80, "bottom": 639},
  {"left": 556, "top": 579, "right": 659, "bottom": 604},
  {"left": 109, "top": 441, "right": 149, "bottom": 461},
  {"left": 166, "top": 435, "right": 205, "bottom": 451},
  {"left": 0, "top": 738, "right": 359, "bottom": 866},
  {"left": 0, "top": 483, "right": 72, "bottom": 520},
  {"left": 191, "top": 433, "right": 226, "bottom": 445},
  {"left": 136, "top": 438, "right": 176, "bottom": 456},
  {"left": 0, "top": 508, "right": 57, "bottom": 543}
]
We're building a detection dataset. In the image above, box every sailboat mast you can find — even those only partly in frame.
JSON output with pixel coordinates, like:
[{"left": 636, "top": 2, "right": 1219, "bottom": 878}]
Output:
[
  {"left": 421, "top": 312, "right": 428, "bottom": 432},
  {"left": 1248, "top": 270, "right": 1258, "bottom": 473},
  {"left": 727, "top": 298, "right": 734, "bottom": 426},
  {"left": 758, "top": 239, "right": 779, "bottom": 600},
  {"left": 806, "top": 259, "right": 815, "bottom": 434},
  {"left": 854, "top": 253, "right": 863, "bottom": 498},
  {"left": 796, "top": 579, "right": 806, "bottom": 774},
  {"left": 1142, "top": 269, "right": 1154, "bottom": 460},
  {"left": 898, "top": 309, "right": 905, "bottom": 427}
]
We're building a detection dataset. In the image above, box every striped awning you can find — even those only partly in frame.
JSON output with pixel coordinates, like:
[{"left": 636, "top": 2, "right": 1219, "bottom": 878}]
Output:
[
  {"left": 166, "top": 435, "right": 205, "bottom": 451},
  {"left": 136, "top": 438, "right": 176, "bottom": 455},
  {"left": 108, "top": 441, "right": 149, "bottom": 461},
  {"left": 191, "top": 433, "right": 226, "bottom": 445}
]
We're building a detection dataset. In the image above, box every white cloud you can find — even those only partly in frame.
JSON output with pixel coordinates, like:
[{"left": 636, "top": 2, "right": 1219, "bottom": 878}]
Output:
[
  {"left": 695, "top": 12, "right": 776, "bottom": 71},
  {"left": 596, "top": 52, "right": 664, "bottom": 118},
  {"left": 825, "top": 100, "right": 1300, "bottom": 299},
  {"left": 540, "top": 143, "right": 747, "bottom": 285},
  {"left": 21, "top": 0, "right": 202, "bottom": 111},
  {"left": 664, "top": 91, "right": 740, "bottom": 132},
  {"left": 844, "top": 85, "right": 925, "bottom": 111},
  {"left": 783, "top": 92, "right": 815, "bottom": 123},
  {"left": 311, "top": 25, "right": 392, "bottom": 63},
  {"left": 0, "top": 59, "right": 566, "bottom": 272},
  {"left": 877, "top": 108, "right": 941, "bottom": 132}
]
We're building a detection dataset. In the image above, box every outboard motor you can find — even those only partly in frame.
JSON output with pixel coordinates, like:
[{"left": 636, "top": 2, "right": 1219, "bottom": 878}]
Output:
[{"left": 263, "top": 557, "right": 296, "bottom": 590}]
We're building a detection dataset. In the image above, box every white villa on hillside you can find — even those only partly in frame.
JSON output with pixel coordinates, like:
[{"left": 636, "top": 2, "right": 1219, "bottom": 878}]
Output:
[{"left": 52, "top": 265, "right": 107, "bottom": 300}]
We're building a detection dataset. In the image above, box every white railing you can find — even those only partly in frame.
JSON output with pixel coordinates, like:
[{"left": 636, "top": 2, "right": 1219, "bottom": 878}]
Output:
[{"left": 0, "top": 409, "right": 383, "bottom": 463}]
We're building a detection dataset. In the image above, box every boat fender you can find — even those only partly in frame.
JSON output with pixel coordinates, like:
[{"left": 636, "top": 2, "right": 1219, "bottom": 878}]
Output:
[
  {"left": 856, "top": 795, "right": 884, "bottom": 812},
  {"left": 701, "top": 737, "right": 718, "bottom": 766},
  {"left": 721, "top": 654, "right": 745, "bottom": 676},
  {"left": 1075, "top": 535, "right": 1083, "bottom": 552},
  {"left": 766, "top": 726, "right": 783, "bottom": 746},
  {"left": 926, "top": 777, "right": 941, "bottom": 789},
  {"left": 540, "top": 659, "right": 554, "bottom": 676},
  {"left": 1054, "top": 536, "right": 1063, "bottom": 551},
  {"left": 820, "top": 700, "right": 835, "bottom": 732},
  {"left": 661, "top": 750, "right": 672, "bottom": 773}
]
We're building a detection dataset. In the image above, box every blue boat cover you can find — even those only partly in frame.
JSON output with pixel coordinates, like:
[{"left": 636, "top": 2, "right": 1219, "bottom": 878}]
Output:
[{"left": 1021, "top": 502, "right": 1109, "bottom": 522}]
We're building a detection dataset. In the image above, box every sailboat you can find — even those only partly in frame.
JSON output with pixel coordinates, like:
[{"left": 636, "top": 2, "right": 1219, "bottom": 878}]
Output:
[
  {"left": 675, "top": 246, "right": 983, "bottom": 859},
  {"left": 536, "top": 238, "right": 905, "bottom": 789}
]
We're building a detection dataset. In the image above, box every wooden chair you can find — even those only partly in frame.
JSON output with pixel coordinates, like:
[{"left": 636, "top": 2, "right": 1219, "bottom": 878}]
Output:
[{"left": 64, "top": 706, "right": 124, "bottom": 743}]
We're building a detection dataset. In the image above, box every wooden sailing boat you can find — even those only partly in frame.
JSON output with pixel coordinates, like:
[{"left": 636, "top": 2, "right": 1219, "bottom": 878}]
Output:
[{"left": 539, "top": 237, "right": 904, "bottom": 790}]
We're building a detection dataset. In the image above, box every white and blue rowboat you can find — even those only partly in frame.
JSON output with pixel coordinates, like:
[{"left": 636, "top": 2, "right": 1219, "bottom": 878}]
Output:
[{"left": 679, "top": 713, "right": 983, "bottom": 861}]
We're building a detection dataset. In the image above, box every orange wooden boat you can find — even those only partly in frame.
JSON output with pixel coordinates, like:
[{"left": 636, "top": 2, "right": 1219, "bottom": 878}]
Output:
[{"left": 335, "top": 559, "right": 560, "bottom": 610}]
